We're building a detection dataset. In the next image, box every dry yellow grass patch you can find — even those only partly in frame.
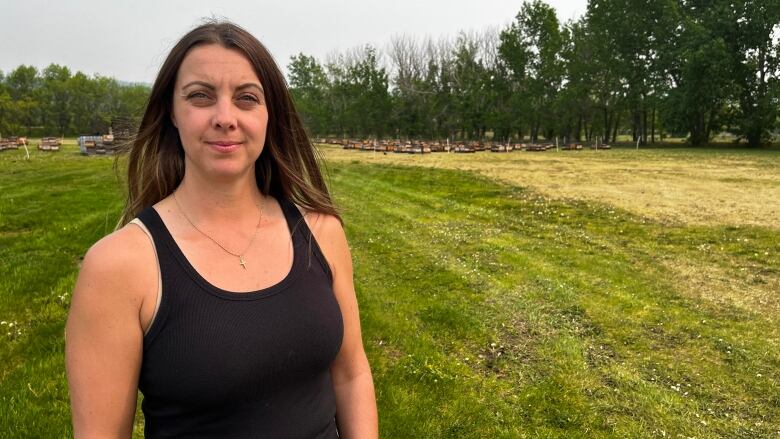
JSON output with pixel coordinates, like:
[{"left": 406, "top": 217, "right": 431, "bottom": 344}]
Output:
[
  {"left": 320, "top": 146, "right": 780, "bottom": 229},
  {"left": 660, "top": 256, "right": 780, "bottom": 321}
]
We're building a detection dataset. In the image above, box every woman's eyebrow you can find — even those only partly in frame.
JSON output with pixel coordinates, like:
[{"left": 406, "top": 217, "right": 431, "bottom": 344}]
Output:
[
  {"left": 236, "top": 83, "right": 264, "bottom": 93},
  {"left": 180, "top": 81, "right": 264, "bottom": 93},
  {"left": 181, "top": 81, "right": 215, "bottom": 91}
]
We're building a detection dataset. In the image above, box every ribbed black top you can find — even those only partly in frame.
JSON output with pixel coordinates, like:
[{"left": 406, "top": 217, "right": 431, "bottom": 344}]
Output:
[{"left": 136, "top": 198, "right": 344, "bottom": 438}]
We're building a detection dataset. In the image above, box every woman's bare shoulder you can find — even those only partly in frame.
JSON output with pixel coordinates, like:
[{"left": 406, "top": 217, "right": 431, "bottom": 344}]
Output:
[
  {"left": 76, "top": 221, "right": 157, "bottom": 305},
  {"left": 301, "top": 209, "right": 343, "bottom": 239},
  {"left": 298, "top": 208, "right": 351, "bottom": 274},
  {"left": 84, "top": 222, "right": 155, "bottom": 270}
]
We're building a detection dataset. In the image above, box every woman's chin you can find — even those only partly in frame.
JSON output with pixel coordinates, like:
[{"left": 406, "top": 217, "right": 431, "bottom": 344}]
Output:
[{"left": 194, "top": 163, "right": 256, "bottom": 183}]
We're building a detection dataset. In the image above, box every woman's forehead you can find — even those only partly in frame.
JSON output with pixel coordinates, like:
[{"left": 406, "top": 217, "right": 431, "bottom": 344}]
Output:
[{"left": 176, "top": 44, "right": 262, "bottom": 88}]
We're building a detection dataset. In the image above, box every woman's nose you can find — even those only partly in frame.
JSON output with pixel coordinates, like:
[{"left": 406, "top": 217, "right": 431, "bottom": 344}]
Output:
[{"left": 212, "top": 98, "right": 237, "bottom": 130}]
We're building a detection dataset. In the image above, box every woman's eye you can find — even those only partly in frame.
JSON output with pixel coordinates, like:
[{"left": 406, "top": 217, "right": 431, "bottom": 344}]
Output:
[
  {"left": 186, "top": 92, "right": 213, "bottom": 102},
  {"left": 237, "top": 94, "right": 261, "bottom": 104}
]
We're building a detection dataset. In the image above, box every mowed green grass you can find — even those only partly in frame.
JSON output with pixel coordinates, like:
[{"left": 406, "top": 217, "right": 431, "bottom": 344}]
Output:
[
  {"left": 1, "top": 145, "right": 779, "bottom": 438},
  {"left": 0, "top": 146, "right": 125, "bottom": 435}
]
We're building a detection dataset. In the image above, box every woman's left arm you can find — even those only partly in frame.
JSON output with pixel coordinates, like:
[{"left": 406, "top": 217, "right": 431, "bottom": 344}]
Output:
[{"left": 308, "top": 212, "right": 378, "bottom": 439}]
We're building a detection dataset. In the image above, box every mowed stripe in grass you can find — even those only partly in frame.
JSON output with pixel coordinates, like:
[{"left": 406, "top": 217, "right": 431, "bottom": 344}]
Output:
[
  {"left": 0, "top": 148, "right": 778, "bottom": 437},
  {"left": 328, "top": 162, "right": 779, "bottom": 438}
]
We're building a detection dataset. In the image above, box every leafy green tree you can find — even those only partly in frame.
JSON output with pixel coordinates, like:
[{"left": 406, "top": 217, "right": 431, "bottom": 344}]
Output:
[
  {"left": 387, "top": 35, "right": 439, "bottom": 139},
  {"left": 450, "top": 33, "right": 490, "bottom": 139},
  {"left": 5, "top": 65, "right": 41, "bottom": 135},
  {"left": 500, "top": 0, "right": 564, "bottom": 143},
  {"left": 288, "top": 53, "right": 330, "bottom": 136},
  {"left": 115, "top": 83, "right": 150, "bottom": 121},
  {"left": 0, "top": 64, "right": 148, "bottom": 136},
  {"left": 6, "top": 65, "right": 39, "bottom": 101},
  {"left": 557, "top": 20, "right": 590, "bottom": 142},
  {"left": 40, "top": 64, "right": 72, "bottom": 135},
  {"left": 729, "top": 0, "right": 780, "bottom": 146},
  {"left": 0, "top": 86, "right": 18, "bottom": 137},
  {"left": 349, "top": 46, "right": 392, "bottom": 138},
  {"left": 323, "top": 46, "right": 391, "bottom": 138},
  {"left": 486, "top": 60, "right": 515, "bottom": 141},
  {"left": 67, "top": 72, "right": 95, "bottom": 134},
  {"left": 323, "top": 57, "right": 350, "bottom": 137},
  {"left": 586, "top": 0, "right": 679, "bottom": 145},
  {"left": 419, "top": 37, "right": 459, "bottom": 140},
  {"left": 661, "top": 1, "right": 734, "bottom": 146}
]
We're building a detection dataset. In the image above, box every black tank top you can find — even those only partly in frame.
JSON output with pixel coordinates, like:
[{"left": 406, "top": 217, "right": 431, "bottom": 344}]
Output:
[{"left": 136, "top": 198, "right": 344, "bottom": 438}]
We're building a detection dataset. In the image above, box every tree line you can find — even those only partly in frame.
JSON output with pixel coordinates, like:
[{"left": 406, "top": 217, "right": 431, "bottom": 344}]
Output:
[
  {"left": 0, "top": 64, "right": 148, "bottom": 138},
  {"left": 1, "top": 0, "right": 776, "bottom": 146},
  {"left": 289, "top": 0, "right": 780, "bottom": 146}
]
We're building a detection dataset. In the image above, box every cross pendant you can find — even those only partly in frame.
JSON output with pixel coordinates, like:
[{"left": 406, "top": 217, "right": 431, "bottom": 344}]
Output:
[{"left": 239, "top": 256, "right": 247, "bottom": 269}]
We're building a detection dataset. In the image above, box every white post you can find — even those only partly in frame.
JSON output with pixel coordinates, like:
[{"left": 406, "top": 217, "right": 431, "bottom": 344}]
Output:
[
  {"left": 22, "top": 138, "right": 30, "bottom": 159},
  {"left": 556, "top": 137, "right": 559, "bottom": 151},
  {"left": 636, "top": 137, "right": 640, "bottom": 149}
]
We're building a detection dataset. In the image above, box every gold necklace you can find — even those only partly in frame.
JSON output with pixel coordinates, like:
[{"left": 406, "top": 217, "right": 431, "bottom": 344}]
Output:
[{"left": 173, "top": 191, "right": 263, "bottom": 270}]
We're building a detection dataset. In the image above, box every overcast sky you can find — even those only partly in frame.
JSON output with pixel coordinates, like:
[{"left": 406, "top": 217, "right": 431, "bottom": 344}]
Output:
[{"left": 1, "top": 0, "right": 587, "bottom": 84}]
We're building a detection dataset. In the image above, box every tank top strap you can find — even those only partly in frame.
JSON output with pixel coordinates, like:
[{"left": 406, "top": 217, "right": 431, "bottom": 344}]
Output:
[
  {"left": 136, "top": 206, "right": 173, "bottom": 255},
  {"left": 134, "top": 206, "right": 181, "bottom": 349},
  {"left": 277, "top": 198, "right": 333, "bottom": 283}
]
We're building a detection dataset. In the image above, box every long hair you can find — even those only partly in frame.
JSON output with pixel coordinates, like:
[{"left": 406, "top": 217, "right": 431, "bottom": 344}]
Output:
[{"left": 117, "top": 20, "right": 338, "bottom": 226}]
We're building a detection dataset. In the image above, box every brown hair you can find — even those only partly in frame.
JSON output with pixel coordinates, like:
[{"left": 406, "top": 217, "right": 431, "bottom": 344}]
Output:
[{"left": 117, "top": 20, "right": 338, "bottom": 226}]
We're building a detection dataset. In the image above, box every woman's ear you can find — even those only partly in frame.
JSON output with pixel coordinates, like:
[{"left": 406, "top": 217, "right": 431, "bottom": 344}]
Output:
[{"left": 171, "top": 113, "right": 178, "bottom": 128}]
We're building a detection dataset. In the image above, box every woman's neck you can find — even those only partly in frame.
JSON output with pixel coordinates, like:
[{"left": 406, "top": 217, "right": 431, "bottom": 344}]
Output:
[{"left": 173, "top": 173, "right": 264, "bottom": 221}]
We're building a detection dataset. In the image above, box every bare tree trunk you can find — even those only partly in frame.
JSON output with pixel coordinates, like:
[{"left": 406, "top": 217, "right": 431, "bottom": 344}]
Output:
[
  {"left": 705, "top": 110, "right": 715, "bottom": 145},
  {"left": 585, "top": 121, "right": 591, "bottom": 142},
  {"left": 576, "top": 114, "right": 582, "bottom": 142},
  {"left": 612, "top": 112, "right": 620, "bottom": 144},
  {"left": 531, "top": 119, "right": 541, "bottom": 144},
  {"left": 651, "top": 106, "right": 656, "bottom": 144}
]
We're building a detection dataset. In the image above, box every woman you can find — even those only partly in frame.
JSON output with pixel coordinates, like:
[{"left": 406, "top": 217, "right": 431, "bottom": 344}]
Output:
[{"left": 65, "top": 21, "right": 377, "bottom": 438}]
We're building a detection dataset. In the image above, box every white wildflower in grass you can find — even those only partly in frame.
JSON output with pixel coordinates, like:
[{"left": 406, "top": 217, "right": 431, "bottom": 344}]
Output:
[{"left": 2, "top": 321, "right": 22, "bottom": 339}]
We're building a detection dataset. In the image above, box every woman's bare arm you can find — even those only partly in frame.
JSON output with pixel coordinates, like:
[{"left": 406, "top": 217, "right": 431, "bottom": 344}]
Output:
[
  {"left": 65, "top": 226, "right": 156, "bottom": 438},
  {"left": 307, "top": 213, "right": 379, "bottom": 439}
]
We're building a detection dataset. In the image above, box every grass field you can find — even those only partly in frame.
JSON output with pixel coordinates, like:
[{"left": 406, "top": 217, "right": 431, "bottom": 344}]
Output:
[
  {"left": 1, "top": 143, "right": 778, "bottom": 437},
  {"left": 321, "top": 146, "right": 780, "bottom": 229}
]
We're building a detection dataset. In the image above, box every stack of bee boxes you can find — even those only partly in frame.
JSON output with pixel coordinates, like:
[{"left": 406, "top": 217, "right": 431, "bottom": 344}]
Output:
[
  {"left": 38, "top": 137, "right": 62, "bottom": 151},
  {"left": 0, "top": 137, "right": 23, "bottom": 151},
  {"left": 78, "top": 134, "right": 115, "bottom": 155}
]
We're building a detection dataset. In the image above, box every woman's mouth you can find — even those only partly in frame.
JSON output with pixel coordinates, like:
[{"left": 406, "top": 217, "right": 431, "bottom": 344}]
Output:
[{"left": 207, "top": 141, "right": 242, "bottom": 153}]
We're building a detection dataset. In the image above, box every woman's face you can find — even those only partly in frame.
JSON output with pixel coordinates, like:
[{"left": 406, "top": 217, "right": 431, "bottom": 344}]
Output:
[{"left": 172, "top": 44, "right": 268, "bottom": 182}]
